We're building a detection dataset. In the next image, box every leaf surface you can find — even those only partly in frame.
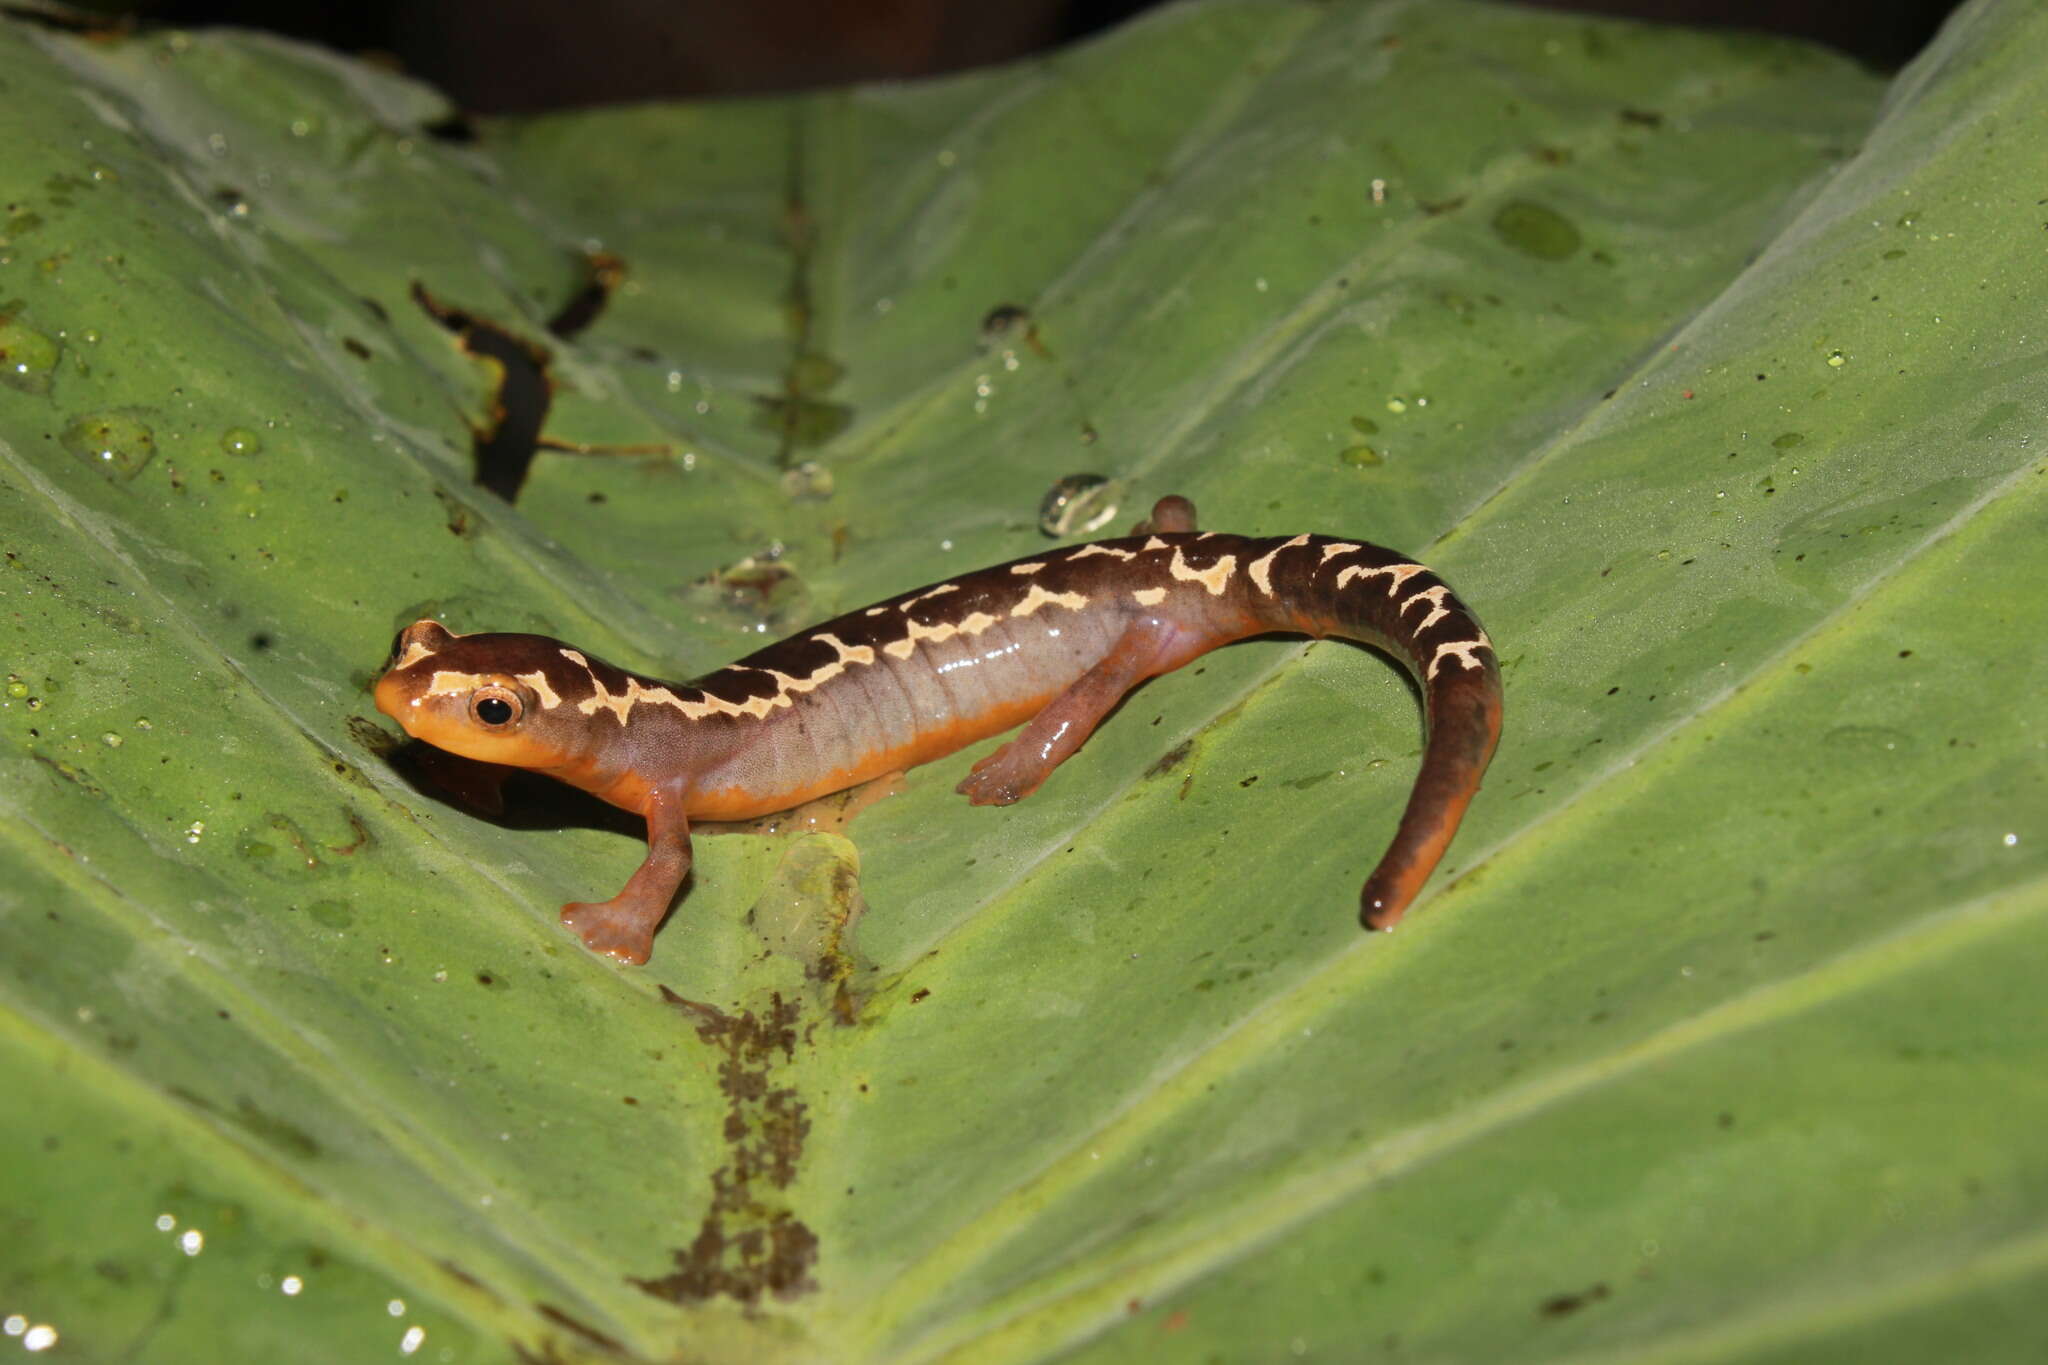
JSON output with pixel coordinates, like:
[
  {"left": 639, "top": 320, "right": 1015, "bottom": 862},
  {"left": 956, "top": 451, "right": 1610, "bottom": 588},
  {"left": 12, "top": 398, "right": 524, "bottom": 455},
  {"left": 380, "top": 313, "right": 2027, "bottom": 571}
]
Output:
[{"left": 1, "top": 2, "right": 2043, "bottom": 1361}]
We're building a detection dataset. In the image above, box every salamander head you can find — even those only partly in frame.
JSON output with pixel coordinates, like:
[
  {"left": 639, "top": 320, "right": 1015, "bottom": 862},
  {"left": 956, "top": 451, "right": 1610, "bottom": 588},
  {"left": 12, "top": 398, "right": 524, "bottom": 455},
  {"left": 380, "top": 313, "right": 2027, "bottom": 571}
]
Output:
[{"left": 374, "top": 620, "right": 593, "bottom": 770}]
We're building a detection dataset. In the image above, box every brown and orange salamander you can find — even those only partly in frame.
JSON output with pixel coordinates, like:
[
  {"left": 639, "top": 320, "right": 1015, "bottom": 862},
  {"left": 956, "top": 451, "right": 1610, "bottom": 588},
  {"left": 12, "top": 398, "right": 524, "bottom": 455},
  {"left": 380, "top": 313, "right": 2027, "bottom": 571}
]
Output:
[{"left": 375, "top": 497, "right": 1502, "bottom": 965}]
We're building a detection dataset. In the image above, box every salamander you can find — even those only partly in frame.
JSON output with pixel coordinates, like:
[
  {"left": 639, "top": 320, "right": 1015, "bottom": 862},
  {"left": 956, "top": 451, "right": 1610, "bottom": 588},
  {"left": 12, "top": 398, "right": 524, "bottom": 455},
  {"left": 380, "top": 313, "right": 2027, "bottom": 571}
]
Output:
[{"left": 374, "top": 496, "right": 1502, "bottom": 965}]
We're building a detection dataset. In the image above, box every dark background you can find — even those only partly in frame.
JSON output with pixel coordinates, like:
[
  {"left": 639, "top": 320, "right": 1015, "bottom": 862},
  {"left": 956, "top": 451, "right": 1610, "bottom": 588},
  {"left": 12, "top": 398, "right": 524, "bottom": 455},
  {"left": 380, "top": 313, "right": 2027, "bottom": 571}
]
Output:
[{"left": 109, "top": 0, "right": 1963, "bottom": 112}]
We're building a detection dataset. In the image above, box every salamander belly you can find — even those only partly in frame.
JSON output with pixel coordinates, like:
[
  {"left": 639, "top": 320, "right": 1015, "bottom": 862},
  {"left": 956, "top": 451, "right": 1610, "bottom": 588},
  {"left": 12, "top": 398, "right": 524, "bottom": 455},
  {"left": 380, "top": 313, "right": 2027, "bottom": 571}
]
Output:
[{"left": 683, "top": 602, "right": 1125, "bottom": 820}]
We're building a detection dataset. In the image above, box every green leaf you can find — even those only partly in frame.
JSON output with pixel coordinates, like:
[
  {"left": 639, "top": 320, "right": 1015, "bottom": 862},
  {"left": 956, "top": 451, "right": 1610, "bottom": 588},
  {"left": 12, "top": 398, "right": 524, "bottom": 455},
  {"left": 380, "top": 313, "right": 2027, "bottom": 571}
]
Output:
[{"left": 2, "top": 1, "right": 2044, "bottom": 1361}]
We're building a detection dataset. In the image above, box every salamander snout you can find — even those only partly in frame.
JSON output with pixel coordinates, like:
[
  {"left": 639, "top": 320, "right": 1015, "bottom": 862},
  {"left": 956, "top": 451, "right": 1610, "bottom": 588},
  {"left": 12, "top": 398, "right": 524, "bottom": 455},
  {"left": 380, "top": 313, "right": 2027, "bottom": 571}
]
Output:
[{"left": 372, "top": 619, "right": 572, "bottom": 768}]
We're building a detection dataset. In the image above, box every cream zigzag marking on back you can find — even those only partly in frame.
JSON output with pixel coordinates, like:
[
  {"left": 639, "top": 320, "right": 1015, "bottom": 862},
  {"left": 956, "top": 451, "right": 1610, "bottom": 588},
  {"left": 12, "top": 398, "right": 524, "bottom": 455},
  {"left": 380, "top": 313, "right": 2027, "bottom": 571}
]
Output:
[
  {"left": 884, "top": 610, "right": 1003, "bottom": 661},
  {"left": 394, "top": 640, "right": 436, "bottom": 670},
  {"left": 1319, "top": 542, "right": 1364, "bottom": 564},
  {"left": 1400, "top": 584, "right": 1453, "bottom": 633},
  {"left": 1427, "top": 632, "right": 1494, "bottom": 681},
  {"left": 425, "top": 669, "right": 487, "bottom": 697},
  {"left": 1070, "top": 543, "right": 1135, "bottom": 562},
  {"left": 560, "top": 639, "right": 895, "bottom": 723},
  {"left": 1009, "top": 562, "right": 1047, "bottom": 575},
  {"left": 1011, "top": 584, "right": 1089, "bottom": 618},
  {"left": 1247, "top": 534, "right": 1310, "bottom": 595},
  {"left": 1334, "top": 562, "right": 1426, "bottom": 595},
  {"left": 1131, "top": 586, "right": 1167, "bottom": 606},
  {"left": 722, "top": 630, "right": 887, "bottom": 707},
  {"left": 559, "top": 649, "right": 691, "bottom": 723},
  {"left": 1168, "top": 546, "right": 1235, "bottom": 595},
  {"left": 901, "top": 583, "right": 960, "bottom": 612},
  {"left": 813, "top": 632, "right": 876, "bottom": 667},
  {"left": 516, "top": 670, "right": 562, "bottom": 709}
]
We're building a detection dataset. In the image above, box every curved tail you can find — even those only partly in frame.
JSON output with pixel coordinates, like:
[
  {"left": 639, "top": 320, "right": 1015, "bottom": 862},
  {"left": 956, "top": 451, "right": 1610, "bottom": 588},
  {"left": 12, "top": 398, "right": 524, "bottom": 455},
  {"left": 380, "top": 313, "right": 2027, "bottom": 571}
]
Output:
[
  {"left": 1254, "top": 536, "right": 1502, "bottom": 929},
  {"left": 1356, "top": 649, "right": 1501, "bottom": 928}
]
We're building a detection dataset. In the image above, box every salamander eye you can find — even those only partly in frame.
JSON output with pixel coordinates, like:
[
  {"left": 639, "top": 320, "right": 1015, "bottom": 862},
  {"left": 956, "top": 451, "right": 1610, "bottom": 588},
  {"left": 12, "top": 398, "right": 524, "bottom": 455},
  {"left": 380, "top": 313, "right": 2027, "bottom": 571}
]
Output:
[{"left": 469, "top": 685, "right": 523, "bottom": 729}]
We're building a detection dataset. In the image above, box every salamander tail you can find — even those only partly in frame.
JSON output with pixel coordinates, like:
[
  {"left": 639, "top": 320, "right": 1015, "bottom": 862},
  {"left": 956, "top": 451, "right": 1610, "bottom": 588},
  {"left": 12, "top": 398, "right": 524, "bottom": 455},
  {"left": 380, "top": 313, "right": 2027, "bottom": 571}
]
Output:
[{"left": 1358, "top": 645, "right": 1502, "bottom": 929}]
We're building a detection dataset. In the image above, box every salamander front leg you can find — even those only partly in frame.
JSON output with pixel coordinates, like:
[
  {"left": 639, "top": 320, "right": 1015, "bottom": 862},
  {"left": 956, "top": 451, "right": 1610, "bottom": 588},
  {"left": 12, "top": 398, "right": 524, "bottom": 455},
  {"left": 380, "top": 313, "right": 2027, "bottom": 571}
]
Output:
[
  {"left": 958, "top": 616, "right": 1189, "bottom": 805},
  {"left": 560, "top": 784, "right": 691, "bottom": 965},
  {"left": 1131, "top": 494, "right": 1198, "bottom": 535}
]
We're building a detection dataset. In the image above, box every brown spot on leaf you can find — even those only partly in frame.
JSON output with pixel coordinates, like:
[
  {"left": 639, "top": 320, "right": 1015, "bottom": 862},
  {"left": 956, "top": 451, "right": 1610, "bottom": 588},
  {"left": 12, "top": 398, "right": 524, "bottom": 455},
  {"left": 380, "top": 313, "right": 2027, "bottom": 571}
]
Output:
[
  {"left": 1146, "top": 740, "right": 1193, "bottom": 779},
  {"left": 533, "top": 1304, "right": 625, "bottom": 1354},
  {"left": 634, "top": 991, "right": 818, "bottom": 1306},
  {"left": 1539, "top": 1282, "right": 1610, "bottom": 1318},
  {"left": 548, "top": 251, "right": 624, "bottom": 339}
]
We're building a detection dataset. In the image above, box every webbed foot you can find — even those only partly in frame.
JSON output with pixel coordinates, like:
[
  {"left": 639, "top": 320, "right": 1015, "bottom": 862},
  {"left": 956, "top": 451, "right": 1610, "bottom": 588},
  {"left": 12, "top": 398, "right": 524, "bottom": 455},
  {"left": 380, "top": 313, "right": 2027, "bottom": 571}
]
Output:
[
  {"left": 561, "top": 900, "right": 658, "bottom": 965},
  {"left": 955, "top": 741, "right": 1043, "bottom": 806}
]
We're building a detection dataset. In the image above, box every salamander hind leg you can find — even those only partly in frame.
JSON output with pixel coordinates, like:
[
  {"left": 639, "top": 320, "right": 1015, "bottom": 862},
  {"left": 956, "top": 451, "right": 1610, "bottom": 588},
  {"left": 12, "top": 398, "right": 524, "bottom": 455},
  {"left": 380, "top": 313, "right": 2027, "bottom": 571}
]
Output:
[
  {"left": 957, "top": 616, "right": 1190, "bottom": 806},
  {"left": 1131, "top": 495, "right": 1198, "bottom": 535},
  {"left": 560, "top": 789, "right": 692, "bottom": 965}
]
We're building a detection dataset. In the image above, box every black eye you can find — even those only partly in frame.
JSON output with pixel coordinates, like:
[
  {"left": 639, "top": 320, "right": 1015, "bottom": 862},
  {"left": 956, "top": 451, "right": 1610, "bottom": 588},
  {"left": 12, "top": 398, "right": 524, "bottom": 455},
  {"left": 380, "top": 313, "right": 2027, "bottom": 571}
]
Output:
[{"left": 468, "top": 686, "right": 522, "bottom": 728}]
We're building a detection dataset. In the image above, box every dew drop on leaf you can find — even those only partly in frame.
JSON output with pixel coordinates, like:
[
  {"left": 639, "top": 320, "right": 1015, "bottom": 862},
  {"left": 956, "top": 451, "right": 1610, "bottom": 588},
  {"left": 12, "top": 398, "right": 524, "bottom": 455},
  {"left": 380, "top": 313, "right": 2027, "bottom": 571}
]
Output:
[{"left": 60, "top": 411, "right": 157, "bottom": 480}]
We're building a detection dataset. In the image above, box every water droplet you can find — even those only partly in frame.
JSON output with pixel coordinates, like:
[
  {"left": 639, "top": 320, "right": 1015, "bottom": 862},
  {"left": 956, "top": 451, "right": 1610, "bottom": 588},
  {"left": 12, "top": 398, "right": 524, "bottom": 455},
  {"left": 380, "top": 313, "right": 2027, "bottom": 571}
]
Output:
[
  {"left": 1038, "top": 473, "right": 1121, "bottom": 538},
  {"left": 1385, "top": 397, "right": 1407, "bottom": 414},
  {"left": 0, "top": 313, "right": 61, "bottom": 394},
  {"left": 100, "top": 731, "right": 121, "bottom": 747},
  {"left": 1349, "top": 415, "right": 1379, "bottom": 436},
  {"left": 1491, "top": 200, "right": 1582, "bottom": 260},
  {"left": 1340, "top": 443, "right": 1382, "bottom": 467},
  {"left": 1770, "top": 432, "right": 1805, "bottom": 449},
  {"left": 6, "top": 676, "right": 27, "bottom": 699},
  {"left": 61, "top": 411, "right": 157, "bottom": 480},
  {"left": 220, "top": 427, "right": 261, "bottom": 456},
  {"left": 1826, "top": 350, "right": 1846, "bottom": 368}
]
